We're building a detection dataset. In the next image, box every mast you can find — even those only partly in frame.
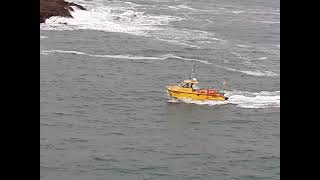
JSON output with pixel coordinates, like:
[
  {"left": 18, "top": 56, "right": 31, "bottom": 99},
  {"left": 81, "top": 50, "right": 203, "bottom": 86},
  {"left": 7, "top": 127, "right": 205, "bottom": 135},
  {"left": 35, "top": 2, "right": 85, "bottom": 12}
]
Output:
[{"left": 190, "top": 61, "right": 196, "bottom": 79}]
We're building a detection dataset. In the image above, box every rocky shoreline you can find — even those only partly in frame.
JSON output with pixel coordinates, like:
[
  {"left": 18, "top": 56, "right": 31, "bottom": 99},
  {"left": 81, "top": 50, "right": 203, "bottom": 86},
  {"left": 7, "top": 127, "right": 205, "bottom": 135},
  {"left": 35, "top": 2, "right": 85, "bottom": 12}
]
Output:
[{"left": 40, "top": 0, "right": 86, "bottom": 23}]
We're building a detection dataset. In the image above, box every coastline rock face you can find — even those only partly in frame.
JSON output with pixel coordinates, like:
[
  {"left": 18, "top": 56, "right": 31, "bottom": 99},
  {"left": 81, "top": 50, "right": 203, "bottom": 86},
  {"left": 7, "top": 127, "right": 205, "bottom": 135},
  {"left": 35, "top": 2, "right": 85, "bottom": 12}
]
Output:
[{"left": 40, "top": 0, "right": 86, "bottom": 23}]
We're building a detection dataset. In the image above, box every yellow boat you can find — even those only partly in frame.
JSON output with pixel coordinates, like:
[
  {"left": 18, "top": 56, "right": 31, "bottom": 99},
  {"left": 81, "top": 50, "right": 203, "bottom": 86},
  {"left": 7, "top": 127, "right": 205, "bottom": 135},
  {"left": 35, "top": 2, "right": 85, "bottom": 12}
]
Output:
[{"left": 166, "top": 63, "right": 228, "bottom": 101}]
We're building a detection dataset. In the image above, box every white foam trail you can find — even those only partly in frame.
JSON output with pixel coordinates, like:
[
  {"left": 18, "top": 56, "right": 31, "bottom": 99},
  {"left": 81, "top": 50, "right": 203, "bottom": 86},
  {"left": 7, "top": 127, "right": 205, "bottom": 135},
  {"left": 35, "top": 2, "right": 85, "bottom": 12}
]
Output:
[
  {"left": 40, "top": 36, "right": 48, "bottom": 39},
  {"left": 41, "top": 49, "right": 277, "bottom": 76},
  {"left": 205, "top": 19, "right": 214, "bottom": 24},
  {"left": 40, "top": 51, "right": 50, "bottom": 55},
  {"left": 168, "top": 90, "right": 280, "bottom": 109},
  {"left": 226, "top": 90, "right": 280, "bottom": 108},
  {"left": 177, "top": 5, "right": 197, "bottom": 11},
  {"left": 41, "top": 49, "right": 277, "bottom": 74},
  {"left": 240, "top": 70, "right": 278, "bottom": 77},
  {"left": 249, "top": 11, "right": 280, "bottom": 16},
  {"left": 41, "top": 49, "right": 165, "bottom": 60},
  {"left": 167, "top": 98, "right": 180, "bottom": 103},
  {"left": 166, "top": 4, "right": 216, "bottom": 12},
  {"left": 259, "top": 57, "right": 268, "bottom": 60},
  {"left": 40, "top": 49, "right": 212, "bottom": 64},
  {"left": 211, "top": 38, "right": 227, "bottom": 42},
  {"left": 166, "top": 5, "right": 180, "bottom": 10},
  {"left": 155, "top": 37, "right": 201, "bottom": 48},
  {"left": 166, "top": 54, "right": 212, "bottom": 65},
  {"left": 154, "top": 28, "right": 227, "bottom": 47},
  {"left": 173, "top": 98, "right": 229, "bottom": 106},
  {"left": 216, "top": 65, "right": 279, "bottom": 77},
  {"left": 259, "top": 21, "right": 280, "bottom": 24},
  {"left": 42, "top": 50, "right": 87, "bottom": 55},
  {"left": 236, "top": 44, "right": 250, "bottom": 48},
  {"left": 230, "top": 10, "right": 245, "bottom": 14},
  {"left": 198, "top": 41, "right": 214, "bottom": 44},
  {"left": 253, "top": 20, "right": 280, "bottom": 24}
]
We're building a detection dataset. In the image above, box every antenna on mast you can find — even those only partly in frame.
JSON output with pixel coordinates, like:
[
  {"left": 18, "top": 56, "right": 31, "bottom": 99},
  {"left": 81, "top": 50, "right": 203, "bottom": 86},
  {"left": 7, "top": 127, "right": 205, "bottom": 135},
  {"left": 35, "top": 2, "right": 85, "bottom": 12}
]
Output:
[{"left": 190, "top": 61, "right": 196, "bottom": 79}]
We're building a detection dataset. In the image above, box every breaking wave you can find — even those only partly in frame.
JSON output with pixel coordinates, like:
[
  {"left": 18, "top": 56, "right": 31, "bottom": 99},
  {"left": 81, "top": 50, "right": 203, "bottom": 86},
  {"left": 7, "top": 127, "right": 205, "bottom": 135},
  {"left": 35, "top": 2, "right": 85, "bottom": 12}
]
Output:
[
  {"left": 40, "top": 0, "right": 226, "bottom": 48},
  {"left": 40, "top": 0, "right": 183, "bottom": 35}
]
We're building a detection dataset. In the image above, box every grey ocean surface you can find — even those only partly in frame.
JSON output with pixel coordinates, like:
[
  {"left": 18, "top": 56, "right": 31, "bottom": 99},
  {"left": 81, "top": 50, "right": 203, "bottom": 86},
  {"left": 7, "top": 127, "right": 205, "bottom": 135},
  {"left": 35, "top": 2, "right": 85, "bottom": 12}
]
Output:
[{"left": 40, "top": 0, "right": 280, "bottom": 179}]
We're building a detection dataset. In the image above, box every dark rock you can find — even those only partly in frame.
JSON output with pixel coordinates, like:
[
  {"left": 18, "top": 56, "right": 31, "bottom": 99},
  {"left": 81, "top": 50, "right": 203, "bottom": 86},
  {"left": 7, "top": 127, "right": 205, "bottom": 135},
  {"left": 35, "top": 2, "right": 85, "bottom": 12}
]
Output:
[
  {"left": 40, "top": 0, "right": 86, "bottom": 23},
  {"left": 68, "top": 2, "right": 86, "bottom": 10}
]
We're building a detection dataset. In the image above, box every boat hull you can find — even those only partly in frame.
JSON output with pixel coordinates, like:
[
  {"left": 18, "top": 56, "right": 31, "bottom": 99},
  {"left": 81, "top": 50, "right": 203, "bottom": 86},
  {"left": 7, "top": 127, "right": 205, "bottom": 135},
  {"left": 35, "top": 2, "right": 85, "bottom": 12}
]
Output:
[{"left": 166, "top": 86, "right": 227, "bottom": 101}]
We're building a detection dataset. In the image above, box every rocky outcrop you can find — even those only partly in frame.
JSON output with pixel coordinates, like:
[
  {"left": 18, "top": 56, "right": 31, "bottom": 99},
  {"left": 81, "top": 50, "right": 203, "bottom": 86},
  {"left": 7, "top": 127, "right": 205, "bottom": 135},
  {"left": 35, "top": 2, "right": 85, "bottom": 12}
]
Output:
[{"left": 40, "top": 0, "right": 86, "bottom": 23}]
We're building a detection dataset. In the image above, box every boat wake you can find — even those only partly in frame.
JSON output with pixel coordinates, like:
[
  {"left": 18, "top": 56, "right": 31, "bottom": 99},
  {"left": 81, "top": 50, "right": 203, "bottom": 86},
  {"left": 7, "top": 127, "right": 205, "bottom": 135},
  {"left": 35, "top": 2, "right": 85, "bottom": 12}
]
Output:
[{"left": 167, "top": 90, "right": 280, "bottom": 109}]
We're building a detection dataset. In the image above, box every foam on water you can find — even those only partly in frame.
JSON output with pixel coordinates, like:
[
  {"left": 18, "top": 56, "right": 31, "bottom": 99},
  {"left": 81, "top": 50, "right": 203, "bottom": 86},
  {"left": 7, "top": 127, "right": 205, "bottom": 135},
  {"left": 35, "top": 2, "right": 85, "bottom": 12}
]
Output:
[
  {"left": 40, "top": 1, "right": 182, "bottom": 36},
  {"left": 231, "top": 51, "right": 249, "bottom": 60},
  {"left": 205, "top": 19, "right": 214, "bottom": 24},
  {"left": 167, "top": 90, "right": 280, "bottom": 109},
  {"left": 40, "top": 50, "right": 50, "bottom": 55},
  {"left": 41, "top": 49, "right": 279, "bottom": 75},
  {"left": 259, "top": 57, "right": 268, "bottom": 60},
  {"left": 166, "top": 54, "right": 212, "bottom": 64},
  {"left": 40, "top": 49, "right": 212, "bottom": 64},
  {"left": 153, "top": 28, "right": 227, "bottom": 47},
  {"left": 40, "top": 0, "right": 228, "bottom": 49},
  {"left": 216, "top": 65, "right": 279, "bottom": 77},
  {"left": 166, "top": 4, "right": 216, "bottom": 12},
  {"left": 236, "top": 44, "right": 250, "bottom": 48},
  {"left": 176, "top": 5, "right": 197, "bottom": 11},
  {"left": 253, "top": 20, "right": 280, "bottom": 24},
  {"left": 154, "top": 37, "right": 201, "bottom": 48},
  {"left": 230, "top": 10, "right": 245, "bottom": 14},
  {"left": 249, "top": 11, "right": 280, "bottom": 16},
  {"left": 226, "top": 90, "right": 280, "bottom": 108},
  {"left": 240, "top": 70, "right": 278, "bottom": 77}
]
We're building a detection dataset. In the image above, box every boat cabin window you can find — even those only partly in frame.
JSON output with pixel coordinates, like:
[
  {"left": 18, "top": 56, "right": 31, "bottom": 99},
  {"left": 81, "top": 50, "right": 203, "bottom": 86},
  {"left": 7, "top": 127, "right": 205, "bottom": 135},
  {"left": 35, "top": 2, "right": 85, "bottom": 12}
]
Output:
[
  {"left": 192, "top": 84, "right": 200, "bottom": 90},
  {"left": 183, "top": 83, "right": 190, "bottom": 88},
  {"left": 180, "top": 82, "right": 191, "bottom": 88}
]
